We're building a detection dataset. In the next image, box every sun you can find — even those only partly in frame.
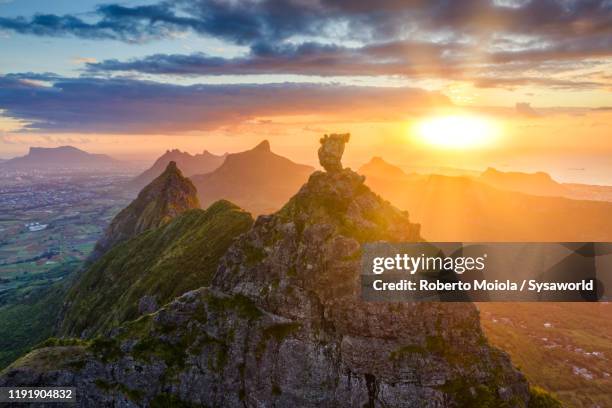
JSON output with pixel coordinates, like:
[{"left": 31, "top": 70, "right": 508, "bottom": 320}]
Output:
[{"left": 414, "top": 115, "right": 499, "bottom": 149}]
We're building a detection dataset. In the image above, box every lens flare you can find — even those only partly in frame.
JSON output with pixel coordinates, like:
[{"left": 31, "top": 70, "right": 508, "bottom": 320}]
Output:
[{"left": 415, "top": 115, "right": 499, "bottom": 149}]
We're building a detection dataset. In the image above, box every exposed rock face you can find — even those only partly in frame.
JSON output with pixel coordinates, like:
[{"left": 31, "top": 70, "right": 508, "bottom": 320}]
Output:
[
  {"left": 318, "top": 133, "right": 350, "bottom": 173},
  {"left": 90, "top": 161, "right": 200, "bottom": 260},
  {"left": 1, "top": 138, "right": 533, "bottom": 407}
]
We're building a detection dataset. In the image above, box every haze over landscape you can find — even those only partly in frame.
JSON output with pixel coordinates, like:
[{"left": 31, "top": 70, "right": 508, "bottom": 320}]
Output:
[
  {"left": 1, "top": 0, "right": 612, "bottom": 184},
  {"left": 0, "top": 1, "right": 611, "bottom": 407}
]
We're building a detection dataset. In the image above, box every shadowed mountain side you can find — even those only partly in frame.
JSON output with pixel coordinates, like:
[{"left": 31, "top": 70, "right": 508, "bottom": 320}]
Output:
[
  {"left": 130, "top": 149, "right": 226, "bottom": 190},
  {"left": 0, "top": 135, "right": 550, "bottom": 407},
  {"left": 360, "top": 158, "right": 612, "bottom": 241},
  {"left": 90, "top": 161, "right": 200, "bottom": 260},
  {"left": 191, "top": 140, "right": 314, "bottom": 215},
  {"left": 58, "top": 201, "right": 253, "bottom": 338},
  {"left": 0, "top": 146, "right": 121, "bottom": 170}
]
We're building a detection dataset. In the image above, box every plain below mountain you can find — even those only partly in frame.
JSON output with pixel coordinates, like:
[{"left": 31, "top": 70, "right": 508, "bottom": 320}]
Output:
[
  {"left": 0, "top": 146, "right": 121, "bottom": 171},
  {"left": 130, "top": 149, "right": 226, "bottom": 190},
  {"left": 191, "top": 140, "right": 314, "bottom": 215}
]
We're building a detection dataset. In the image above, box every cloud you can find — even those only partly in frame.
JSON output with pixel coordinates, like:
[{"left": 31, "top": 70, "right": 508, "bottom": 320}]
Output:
[
  {"left": 473, "top": 76, "right": 602, "bottom": 90},
  {"left": 2, "top": 1, "right": 612, "bottom": 91},
  {"left": 0, "top": 74, "right": 450, "bottom": 134},
  {"left": 86, "top": 39, "right": 464, "bottom": 77},
  {"left": 2, "top": 1, "right": 610, "bottom": 46},
  {"left": 515, "top": 102, "right": 539, "bottom": 117}
]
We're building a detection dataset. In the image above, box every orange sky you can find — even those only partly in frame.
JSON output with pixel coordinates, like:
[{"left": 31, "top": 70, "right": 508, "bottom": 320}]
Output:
[{"left": 1, "top": 1, "right": 611, "bottom": 184}]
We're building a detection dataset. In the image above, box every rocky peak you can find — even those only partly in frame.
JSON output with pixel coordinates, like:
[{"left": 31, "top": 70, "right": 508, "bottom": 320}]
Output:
[
  {"left": 90, "top": 161, "right": 199, "bottom": 260},
  {"left": 318, "top": 133, "right": 350, "bottom": 173},
  {"left": 252, "top": 139, "right": 271, "bottom": 152}
]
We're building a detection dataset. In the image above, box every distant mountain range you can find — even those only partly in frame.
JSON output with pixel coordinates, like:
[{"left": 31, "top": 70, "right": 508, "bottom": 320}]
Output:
[
  {"left": 130, "top": 149, "right": 226, "bottom": 190},
  {"left": 359, "top": 157, "right": 612, "bottom": 241},
  {"left": 191, "top": 140, "right": 314, "bottom": 215},
  {"left": 478, "top": 167, "right": 568, "bottom": 197},
  {"left": 0, "top": 146, "right": 121, "bottom": 171}
]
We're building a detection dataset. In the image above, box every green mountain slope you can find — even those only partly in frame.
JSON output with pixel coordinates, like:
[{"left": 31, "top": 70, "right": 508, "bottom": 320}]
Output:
[
  {"left": 0, "top": 261, "right": 80, "bottom": 370},
  {"left": 58, "top": 201, "right": 253, "bottom": 338}
]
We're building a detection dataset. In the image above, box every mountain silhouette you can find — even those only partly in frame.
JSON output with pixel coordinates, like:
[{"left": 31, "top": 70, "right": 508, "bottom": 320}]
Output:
[
  {"left": 90, "top": 161, "right": 200, "bottom": 260},
  {"left": 358, "top": 156, "right": 415, "bottom": 180},
  {"left": 131, "top": 149, "right": 226, "bottom": 190},
  {"left": 360, "top": 157, "right": 612, "bottom": 241},
  {"left": 479, "top": 167, "right": 568, "bottom": 197},
  {"left": 0, "top": 146, "right": 120, "bottom": 170},
  {"left": 191, "top": 140, "right": 314, "bottom": 215}
]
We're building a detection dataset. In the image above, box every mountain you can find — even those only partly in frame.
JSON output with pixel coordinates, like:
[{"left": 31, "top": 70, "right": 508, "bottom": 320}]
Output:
[
  {"left": 361, "top": 158, "right": 612, "bottom": 241},
  {"left": 0, "top": 135, "right": 554, "bottom": 407},
  {"left": 0, "top": 146, "right": 120, "bottom": 171},
  {"left": 479, "top": 167, "right": 568, "bottom": 197},
  {"left": 89, "top": 161, "right": 200, "bottom": 260},
  {"left": 191, "top": 140, "right": 314, "bottom": 215},
  {"left": 130, "top": 149, "right": 226, "bottom": 190},
  {"left": 359, "top": 156, "right": 415, "bottom": 180},
  {"left": 58, "top": 200, "right": 253, "bottom": 338}
]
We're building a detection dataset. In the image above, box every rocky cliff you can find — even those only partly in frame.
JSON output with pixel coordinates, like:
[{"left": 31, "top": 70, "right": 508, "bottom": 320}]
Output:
[
  {"left": 90, "top": 161, "right": 200, "bottom": 260},
  {"left": 0, "top": 136, "right": 539, "bottom": 407}
]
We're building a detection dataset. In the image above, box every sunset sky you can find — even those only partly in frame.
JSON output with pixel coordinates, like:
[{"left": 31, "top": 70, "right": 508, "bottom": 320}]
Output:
[{"left": 0, "top": 0, "right": 611, "bottom": 183}]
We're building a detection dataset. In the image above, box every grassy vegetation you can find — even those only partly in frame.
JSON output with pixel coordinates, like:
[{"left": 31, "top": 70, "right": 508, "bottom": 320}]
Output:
[
  {"left": 0, "top": 262, "right": 80, "bottom": 369},
  {"left": 479, "top": 302, "right": 612, "bottom": 408},
  {"left": 59, "top": 201, "right": 253, "bottom": 337},
  {"left": 529, "top": 386, "right": 562, "bottom": 408}
]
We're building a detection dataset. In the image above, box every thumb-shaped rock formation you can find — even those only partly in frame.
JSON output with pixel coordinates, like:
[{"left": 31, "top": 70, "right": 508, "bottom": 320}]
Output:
[{"left": 318, "top": 133, "right": 350, "bottom": 173}]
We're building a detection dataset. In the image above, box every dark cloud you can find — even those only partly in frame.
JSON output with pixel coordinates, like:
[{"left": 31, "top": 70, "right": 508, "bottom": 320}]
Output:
[
  {"left": 2, "top": 1, "right": 610, "bottom": 45},
  {"left": 0, "top": 75, "right": 450, "bottom": 134},
  {"left": 86, "top": 40, "right": 463, "bottom": 77},
  {"left": 0, "top": 3, "right": 189, "bottom": 42},
  {"left": 0, "top": 0, "right": 326, "bottom": 44},
  {"left": 1, "top": 0, "right": 611, "bottom": 91},
  {"left": 473, "top": 76, "right": 602, "bottom": 90}
]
